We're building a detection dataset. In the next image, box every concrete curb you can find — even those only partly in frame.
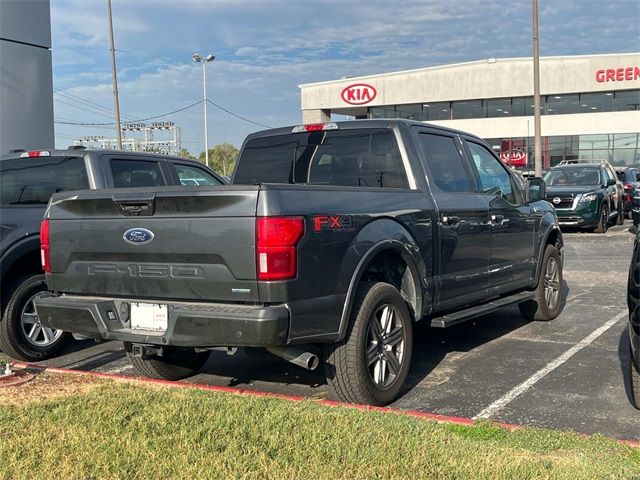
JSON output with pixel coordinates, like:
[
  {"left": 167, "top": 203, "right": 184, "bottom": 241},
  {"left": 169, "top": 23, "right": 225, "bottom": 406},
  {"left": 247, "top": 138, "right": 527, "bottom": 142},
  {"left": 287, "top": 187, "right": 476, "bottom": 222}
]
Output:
[{"left": 11, "top": 361, "right": 640, "bottom": 448}]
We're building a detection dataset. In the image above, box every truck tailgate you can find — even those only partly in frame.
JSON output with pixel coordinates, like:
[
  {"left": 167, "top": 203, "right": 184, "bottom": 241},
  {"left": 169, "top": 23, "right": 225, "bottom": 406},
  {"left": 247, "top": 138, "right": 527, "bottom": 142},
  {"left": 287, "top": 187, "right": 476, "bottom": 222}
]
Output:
[{"left": 45, "top": 186, "right": 260, "bottom": 303}]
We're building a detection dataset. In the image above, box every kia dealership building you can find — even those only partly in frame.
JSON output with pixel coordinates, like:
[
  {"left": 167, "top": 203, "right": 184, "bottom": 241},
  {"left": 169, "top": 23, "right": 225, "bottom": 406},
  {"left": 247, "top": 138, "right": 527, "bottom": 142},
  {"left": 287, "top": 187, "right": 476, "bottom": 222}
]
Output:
[{"left": 299, "top": 53, "right": 640, "bottom": 168}]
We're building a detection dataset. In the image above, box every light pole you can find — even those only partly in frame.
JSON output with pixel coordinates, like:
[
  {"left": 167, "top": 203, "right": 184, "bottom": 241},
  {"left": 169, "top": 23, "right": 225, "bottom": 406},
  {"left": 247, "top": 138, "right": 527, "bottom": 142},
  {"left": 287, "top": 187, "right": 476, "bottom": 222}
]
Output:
[
  {"left": 107, "top": 0, "right": 122, "bottom": 149},
  {"left": 193, "top": 53, "right": 215, "bottom": 167}
]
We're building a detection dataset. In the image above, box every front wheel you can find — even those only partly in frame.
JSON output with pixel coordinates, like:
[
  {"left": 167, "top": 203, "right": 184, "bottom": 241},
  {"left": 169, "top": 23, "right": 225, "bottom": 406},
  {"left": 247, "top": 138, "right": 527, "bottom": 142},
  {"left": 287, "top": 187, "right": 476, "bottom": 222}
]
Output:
[
  {"left": 324, "top": 282, "right": 413, "bottom": 406},
  {"left": 0, "top": 274, "right": 70, "bottom": 361},
  {"left": 617, "top": 202, "right": 625, "bottom": 225},
  {"left": 519, "top": 245, "right": 563, "bottom": 322},
  {"left": 124, "top": 342, "right": 210, "bottom": 381},
  {"left": 594, "top": 204, "right": 608, "bottom": 233}
]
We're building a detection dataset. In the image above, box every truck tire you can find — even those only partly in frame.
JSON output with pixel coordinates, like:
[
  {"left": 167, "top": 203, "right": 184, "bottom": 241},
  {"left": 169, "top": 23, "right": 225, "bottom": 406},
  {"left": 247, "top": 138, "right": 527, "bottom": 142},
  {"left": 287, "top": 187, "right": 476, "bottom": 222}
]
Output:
[
  {"left": 124, "top": 342, "right": 210, "bottom": 381},
  {"left": 630, "top": 346, "right": 640, "bottom": 410},
  {"left": 0, "top": 274, "right": 70, "bottom": 361},
  {"left": 324, "top": 282, "right": 413, "bottom": 406},
  {"left": 594, "top": 204, "right": 608, "bottom": 233},
  {"left": 519, "top": 245, "right": 563, "bottom": 322},
  {"left": 617, "top": 202, "right": 625, "bottom": 225}
]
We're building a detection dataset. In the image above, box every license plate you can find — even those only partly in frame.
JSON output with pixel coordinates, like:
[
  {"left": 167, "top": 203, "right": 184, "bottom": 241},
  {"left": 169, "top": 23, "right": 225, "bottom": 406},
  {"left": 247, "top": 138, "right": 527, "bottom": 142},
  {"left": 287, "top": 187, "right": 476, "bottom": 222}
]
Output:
[{"left": 130, "top": 303, "right": 168, "bottom": 332}]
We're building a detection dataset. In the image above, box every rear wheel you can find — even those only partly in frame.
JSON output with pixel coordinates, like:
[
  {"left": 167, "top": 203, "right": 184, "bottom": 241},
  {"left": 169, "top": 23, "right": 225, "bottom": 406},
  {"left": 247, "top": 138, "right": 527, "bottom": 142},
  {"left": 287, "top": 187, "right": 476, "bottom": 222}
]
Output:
[
  {"left": 324, "top": 282, "right": 413, "bottom": 406},
  {"left": 519, "top": 245, "right": 563, "bottom": 322},
  {"left": 630, "top": 346, "right": 640, "bottom": 410},
  {"left": 124, "top": 342, "right": 210, "bottom": 381},
  {"left": 594, "top": 204, "right": 608, "bottom": 233},
  {"left": 0, "top": 274, "right": 70, "bottom": 361}
]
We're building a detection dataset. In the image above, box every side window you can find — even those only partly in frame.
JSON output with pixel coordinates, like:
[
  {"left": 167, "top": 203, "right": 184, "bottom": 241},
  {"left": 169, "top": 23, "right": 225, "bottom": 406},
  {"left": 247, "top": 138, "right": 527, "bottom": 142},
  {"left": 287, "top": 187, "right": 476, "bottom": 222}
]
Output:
[
  {"left": 466, "top": 141, "right": 520, "bottom": 204},
  {"left": 173, "top": 164, "right": 222, "bottom": 186},
  {"left": 418, "top": 133, "right": 471, "bottom": 193},
  {"left": 0, "top": 157, "right": 88, "bottom": 205},
  {"left": 110, "top": 159, "right": 165, "bottom": 188}
]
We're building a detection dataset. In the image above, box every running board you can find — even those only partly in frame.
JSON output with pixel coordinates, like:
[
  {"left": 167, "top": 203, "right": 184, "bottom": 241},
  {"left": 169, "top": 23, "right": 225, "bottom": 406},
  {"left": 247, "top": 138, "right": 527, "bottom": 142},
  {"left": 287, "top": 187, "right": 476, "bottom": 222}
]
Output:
[{"left": 430, "top": 291, "right": 534, "bottom": 328}]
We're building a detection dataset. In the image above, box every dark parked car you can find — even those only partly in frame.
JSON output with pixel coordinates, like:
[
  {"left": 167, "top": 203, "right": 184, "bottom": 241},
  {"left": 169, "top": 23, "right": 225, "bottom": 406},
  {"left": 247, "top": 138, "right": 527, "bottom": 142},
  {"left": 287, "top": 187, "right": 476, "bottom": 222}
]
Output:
[
  {"left": 0, "top": 148, "right": 225, "bottom": 362},
  {"left": 543, "top": 162, "right": 624, "bottom": 233},
  {"left": 615, "top": 167, "right": 640, "bottom": 218},
  {"left": 628, "top": 218, "right": 640, "bottom": 409},
  {"left": 34, "top": 120, "right": 563, "bottom": 406}
]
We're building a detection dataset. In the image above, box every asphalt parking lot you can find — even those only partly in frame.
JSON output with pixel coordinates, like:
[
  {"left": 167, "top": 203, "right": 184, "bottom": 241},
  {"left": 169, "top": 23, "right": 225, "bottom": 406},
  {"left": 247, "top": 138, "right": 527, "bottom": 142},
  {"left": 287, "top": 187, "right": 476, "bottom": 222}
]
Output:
[{"left": 4, "top": 222, "right": 639, "bottom": 441}]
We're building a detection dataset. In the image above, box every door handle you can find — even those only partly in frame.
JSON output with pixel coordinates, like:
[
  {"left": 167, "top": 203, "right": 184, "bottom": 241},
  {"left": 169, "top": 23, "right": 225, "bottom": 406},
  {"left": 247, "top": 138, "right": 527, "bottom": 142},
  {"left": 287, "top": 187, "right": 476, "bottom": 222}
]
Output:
[
  {"left": 442, "top": 215, "right": 460, "bottom": 225},
  {"left": 490, "top": 214, "right": 509, "bottom": 227},
  {"left": 491, "top": 214, "right": 504, "bottom": 222}
]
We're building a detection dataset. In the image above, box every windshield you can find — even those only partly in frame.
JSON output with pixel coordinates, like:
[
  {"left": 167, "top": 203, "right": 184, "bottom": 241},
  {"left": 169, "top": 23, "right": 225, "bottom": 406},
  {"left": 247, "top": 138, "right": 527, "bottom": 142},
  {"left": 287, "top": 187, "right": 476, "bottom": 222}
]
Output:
[{"left": 544, "top": 167, "right": 601, "bottom": 186}]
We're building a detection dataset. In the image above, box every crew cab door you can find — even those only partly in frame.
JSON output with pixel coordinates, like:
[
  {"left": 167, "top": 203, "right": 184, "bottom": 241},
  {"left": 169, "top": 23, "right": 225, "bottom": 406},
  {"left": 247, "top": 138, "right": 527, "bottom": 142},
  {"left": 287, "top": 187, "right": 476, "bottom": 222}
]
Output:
[
  {"left": 463, "top": 139, "right": 536, "bottom": 294},
  {"left": 414, "top": 128, "right": 491, "bottom": 311}
]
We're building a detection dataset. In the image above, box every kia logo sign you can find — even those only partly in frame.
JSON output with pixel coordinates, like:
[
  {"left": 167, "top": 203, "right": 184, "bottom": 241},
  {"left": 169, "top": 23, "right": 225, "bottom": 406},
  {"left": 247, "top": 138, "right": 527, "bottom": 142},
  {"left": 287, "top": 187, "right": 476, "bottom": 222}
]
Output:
[
  {"left": 341, "top": 83, "right": 377, "bottom": 105},
  {"left": 500, "top": 149, "right": 527, "bottom": 167}
]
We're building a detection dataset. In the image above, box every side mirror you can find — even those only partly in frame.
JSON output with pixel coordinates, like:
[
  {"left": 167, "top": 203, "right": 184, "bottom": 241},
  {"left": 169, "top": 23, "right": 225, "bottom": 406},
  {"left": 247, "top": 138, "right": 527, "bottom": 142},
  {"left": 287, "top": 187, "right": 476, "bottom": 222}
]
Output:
[
  {"left": 526, "top": 177, "right": 545, "bottom": 203},
  {"left": 606, "top": 178, "right": 617, "bottom": 186}
]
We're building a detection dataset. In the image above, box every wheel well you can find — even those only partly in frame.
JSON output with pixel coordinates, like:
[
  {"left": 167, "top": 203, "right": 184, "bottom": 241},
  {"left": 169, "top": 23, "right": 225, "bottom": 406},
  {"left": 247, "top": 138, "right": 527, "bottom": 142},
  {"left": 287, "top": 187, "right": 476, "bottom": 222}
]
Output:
[
  {"left": 1, "top": 250, "right": 41, "bottom": 312},
  {"left": 359, "top": 250, "right": 418, "bottom": 320},
  {"left": 546, "top": 229, "right": 562, "bottom": 251}
]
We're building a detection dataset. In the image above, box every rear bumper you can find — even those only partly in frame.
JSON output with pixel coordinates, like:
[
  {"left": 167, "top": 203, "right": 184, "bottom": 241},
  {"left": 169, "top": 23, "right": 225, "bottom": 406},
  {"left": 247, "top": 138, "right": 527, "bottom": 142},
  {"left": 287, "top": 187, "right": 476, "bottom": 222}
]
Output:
[{"left": 35, "top": 295, "right": 290, "bottom": 348}]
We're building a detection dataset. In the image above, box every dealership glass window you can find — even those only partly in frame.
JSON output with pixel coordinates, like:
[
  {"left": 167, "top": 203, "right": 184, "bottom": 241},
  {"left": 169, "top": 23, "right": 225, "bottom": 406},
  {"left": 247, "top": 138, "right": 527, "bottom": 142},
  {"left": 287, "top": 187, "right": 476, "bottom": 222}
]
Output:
[
  {"left": 579, "top": 91, "right": 614, "bottom": 113},
  {"left": 486, "top": 98, "right": 512, "bottom": 117},
  {"left": 579, "top": 134, "right": 614, "bottom": 151},
  {"left": 369, "top": 106, "right": 396, "bottom": 118},
  {"left": 423, "top": 102, "right": 451, "bottom": 120},
  {"left": 452, "top": 100, "right": 483, "bottom": 119},
  {"left": 546, "top": 94, "right": 579, "bottom": 115},
  {"left": 510, "top": 96, "right": 536, "bottom": 117},
  {"left": 395, "top": 103, "right": 423, "bottom": 120},
  {"left": 614, "top": 133, "right": 640, "bottom": 149},
  {"left": 614, "top": 89, "right": 640, "bottom": 111}
]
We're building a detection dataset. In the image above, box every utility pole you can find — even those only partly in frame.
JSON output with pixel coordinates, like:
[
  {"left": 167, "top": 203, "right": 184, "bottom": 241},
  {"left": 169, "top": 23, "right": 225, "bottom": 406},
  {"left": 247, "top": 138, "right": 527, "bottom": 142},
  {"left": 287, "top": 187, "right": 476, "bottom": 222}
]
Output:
[
  {"left": 532, "top": 0, "right": 542, "bottom": 176},
  {"left": 107, "top": 0, "right": 122, "bottom": 149}
]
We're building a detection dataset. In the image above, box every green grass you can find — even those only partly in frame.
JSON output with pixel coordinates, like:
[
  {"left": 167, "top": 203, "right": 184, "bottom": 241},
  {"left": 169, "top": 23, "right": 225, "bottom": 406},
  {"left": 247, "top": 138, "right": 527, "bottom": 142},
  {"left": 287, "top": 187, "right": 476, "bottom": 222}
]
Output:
[{"left": 0, "top": 376, "right": 639, "bottom": 480}]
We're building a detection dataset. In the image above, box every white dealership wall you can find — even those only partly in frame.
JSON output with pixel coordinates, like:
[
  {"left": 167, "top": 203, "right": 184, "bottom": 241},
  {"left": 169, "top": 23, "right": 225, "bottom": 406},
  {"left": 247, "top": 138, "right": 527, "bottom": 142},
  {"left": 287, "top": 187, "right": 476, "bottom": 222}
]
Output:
[
  {"left": 299, "top": 53, "right": 640, "bottom": 139},
  {"left": 0, "top": 0, "right": 54, "bottom": 153}
]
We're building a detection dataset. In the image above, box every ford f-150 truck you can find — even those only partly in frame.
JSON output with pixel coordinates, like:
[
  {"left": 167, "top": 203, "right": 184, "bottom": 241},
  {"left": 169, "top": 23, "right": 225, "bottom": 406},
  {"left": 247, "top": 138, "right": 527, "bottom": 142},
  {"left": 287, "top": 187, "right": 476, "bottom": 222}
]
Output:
[
  {"left": 0, "top": 148, "right": 225, "bottom": 362},
  {"left": 34, "top": 120, "right": 563, "bottom": 405}
]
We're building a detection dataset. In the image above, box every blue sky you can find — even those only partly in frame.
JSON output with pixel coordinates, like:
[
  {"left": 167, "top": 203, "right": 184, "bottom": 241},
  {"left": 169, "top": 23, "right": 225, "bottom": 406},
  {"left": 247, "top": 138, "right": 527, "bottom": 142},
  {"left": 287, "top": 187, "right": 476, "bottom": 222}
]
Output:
[{"left": 51, "top": 0, "right": 640, "bottom": 152}]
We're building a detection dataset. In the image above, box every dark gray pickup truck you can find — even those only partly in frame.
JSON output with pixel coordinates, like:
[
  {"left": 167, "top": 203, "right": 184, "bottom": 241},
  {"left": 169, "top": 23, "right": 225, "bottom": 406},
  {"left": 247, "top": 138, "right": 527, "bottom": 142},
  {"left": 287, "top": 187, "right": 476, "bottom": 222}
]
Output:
[
  {"left": 0, "top": 148, "right": 225, "bottom": 362},
  {"left": 35, "top": 120, "right": 563, "bottom": 405}
]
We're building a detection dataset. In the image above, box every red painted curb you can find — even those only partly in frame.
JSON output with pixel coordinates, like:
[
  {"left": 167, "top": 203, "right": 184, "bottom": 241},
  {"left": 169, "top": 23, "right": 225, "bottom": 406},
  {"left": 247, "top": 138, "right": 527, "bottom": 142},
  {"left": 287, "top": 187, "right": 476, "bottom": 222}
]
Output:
[{"left": 11, "top": 361, "right": 640, "bottom": 448}]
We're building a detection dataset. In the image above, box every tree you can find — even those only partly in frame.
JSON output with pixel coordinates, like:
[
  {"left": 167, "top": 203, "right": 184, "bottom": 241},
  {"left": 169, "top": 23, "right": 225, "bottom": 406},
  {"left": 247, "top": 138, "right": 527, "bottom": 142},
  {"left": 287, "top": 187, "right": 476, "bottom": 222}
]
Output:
[
  {"left": 199, "top": 143, "right": 239, "bottom": 176},
  {"left": 175, "top": 148, "right": 197, "bottom": 160}
]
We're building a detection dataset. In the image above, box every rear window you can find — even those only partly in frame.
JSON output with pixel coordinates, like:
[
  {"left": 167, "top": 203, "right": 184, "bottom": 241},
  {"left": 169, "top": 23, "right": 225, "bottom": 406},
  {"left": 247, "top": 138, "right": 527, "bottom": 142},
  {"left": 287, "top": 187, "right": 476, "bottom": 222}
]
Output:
[
  {"left": 0, "top": 157, "right": 88, "bottom": 205},
  {"left": 234, "top": 129, "right": 409, "bottom": 188}
]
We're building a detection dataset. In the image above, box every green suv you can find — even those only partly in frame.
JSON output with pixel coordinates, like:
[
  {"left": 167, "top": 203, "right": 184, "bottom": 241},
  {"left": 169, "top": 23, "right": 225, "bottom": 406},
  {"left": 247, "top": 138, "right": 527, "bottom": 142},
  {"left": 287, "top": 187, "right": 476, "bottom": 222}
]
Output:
[{"left": 543, "top": 162, "right": 624, "bottom": 233}]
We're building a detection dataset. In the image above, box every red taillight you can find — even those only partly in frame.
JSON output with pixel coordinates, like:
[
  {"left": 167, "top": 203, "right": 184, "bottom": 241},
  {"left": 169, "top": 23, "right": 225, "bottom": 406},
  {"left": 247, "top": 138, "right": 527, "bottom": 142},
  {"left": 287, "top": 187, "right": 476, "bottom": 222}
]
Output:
[
  {"left": 624, "top": 183, "right": 633, "bottom": 190},
  {"left": 40, "top": 219, "right": 50, "bottom": 273},
  {"left": 256, "top": 217, "right": 304, "bottom": 281}
]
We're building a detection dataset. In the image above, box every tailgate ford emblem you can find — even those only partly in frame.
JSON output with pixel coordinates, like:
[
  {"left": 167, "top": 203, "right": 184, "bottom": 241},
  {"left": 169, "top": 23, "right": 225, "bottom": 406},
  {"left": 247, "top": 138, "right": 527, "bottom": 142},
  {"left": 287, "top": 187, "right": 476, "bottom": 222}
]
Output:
[
  {"left": 123, "top": 228, "right": 154, "bottom": 245},
  {"left": 552, "top": 197, "right": 561, "bottom": 205}
]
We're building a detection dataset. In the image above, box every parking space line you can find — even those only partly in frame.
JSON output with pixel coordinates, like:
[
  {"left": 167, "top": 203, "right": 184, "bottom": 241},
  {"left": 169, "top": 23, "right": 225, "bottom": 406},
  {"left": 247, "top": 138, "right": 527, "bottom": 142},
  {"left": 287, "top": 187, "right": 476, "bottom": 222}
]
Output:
[{"left": 473, "top": 310, "right": 627, "bottom": 420}]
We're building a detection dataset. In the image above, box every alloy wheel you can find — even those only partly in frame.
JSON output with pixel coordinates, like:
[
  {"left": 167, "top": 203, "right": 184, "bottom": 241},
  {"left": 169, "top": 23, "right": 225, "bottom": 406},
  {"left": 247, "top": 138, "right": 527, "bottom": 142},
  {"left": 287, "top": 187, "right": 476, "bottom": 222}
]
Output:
[
  {"left": 365, "top": 303, "right": 406, "bottom": 389},
  {"left": 19, "top": 292, "right": 63, "bottom": 347},
  {"left": 543, "top": 256, "right": 560, "bottom": 310}
]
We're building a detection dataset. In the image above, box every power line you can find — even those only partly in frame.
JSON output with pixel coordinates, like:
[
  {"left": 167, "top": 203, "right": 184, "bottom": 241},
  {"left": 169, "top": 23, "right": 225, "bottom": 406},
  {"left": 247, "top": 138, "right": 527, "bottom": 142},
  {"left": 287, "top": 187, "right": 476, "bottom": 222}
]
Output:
[
  {"left": 206, "top": 99, "right": 272, "bottom": 128},
  {"left": 54, "top": 88, "right": 137, "bottom": 121},
  {"left": 54, "top": 100, "right": 204, "bottom": 126},
  {"left": 53, "top": 97, "right": 115, "bottom": 120}
]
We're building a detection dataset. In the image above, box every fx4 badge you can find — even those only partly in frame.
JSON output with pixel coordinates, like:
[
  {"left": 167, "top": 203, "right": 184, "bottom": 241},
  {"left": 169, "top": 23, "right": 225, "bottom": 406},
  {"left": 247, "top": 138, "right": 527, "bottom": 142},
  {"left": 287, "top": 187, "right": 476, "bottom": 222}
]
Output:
[{"left": 313, "top": 215, "right": 354, "bottom": 232}]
